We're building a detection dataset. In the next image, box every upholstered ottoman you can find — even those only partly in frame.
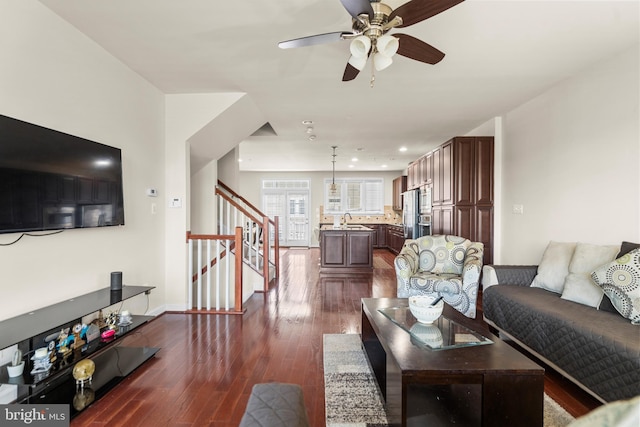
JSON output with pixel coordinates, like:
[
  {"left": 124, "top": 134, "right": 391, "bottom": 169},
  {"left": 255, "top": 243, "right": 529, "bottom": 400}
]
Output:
[{"left": 239, "top": 383, "right": 309, "bottom": 427}]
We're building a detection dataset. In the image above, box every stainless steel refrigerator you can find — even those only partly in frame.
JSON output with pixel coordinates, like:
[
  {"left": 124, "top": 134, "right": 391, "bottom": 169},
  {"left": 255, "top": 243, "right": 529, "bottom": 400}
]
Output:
[{"left": 402, "top": 189, "right": 420, "bottom": 240}]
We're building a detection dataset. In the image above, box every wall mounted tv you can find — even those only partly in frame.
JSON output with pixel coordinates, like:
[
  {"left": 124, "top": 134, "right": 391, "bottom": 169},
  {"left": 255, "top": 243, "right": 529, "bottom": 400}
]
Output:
[{"left": 0, "top": 114, "right": 125, "bottom": 234}]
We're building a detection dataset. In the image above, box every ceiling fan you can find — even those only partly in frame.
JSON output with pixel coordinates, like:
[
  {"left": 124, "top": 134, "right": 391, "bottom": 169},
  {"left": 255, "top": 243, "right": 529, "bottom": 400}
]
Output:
[{"left": 278, "top": 0, "right": 465, "bottom": 82}]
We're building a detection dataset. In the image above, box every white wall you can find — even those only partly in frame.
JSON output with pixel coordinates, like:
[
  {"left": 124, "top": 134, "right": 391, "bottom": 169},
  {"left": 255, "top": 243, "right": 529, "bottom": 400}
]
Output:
[
  {"left": 164, "top": 93, "right": 249, "bottom": 311},
  {"left": 0, "top": 0, "right": 166, "bottom": 320},
  {"left": 498, "top": 46, "right": 639, "bottom": 263},
  {"left": 191, "top": 161, "right": 218, "bottom": 234}
]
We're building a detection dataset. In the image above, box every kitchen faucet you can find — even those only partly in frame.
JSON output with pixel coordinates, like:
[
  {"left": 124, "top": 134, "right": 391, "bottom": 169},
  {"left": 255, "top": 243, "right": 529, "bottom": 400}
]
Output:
[{"left": 343, "top": 212, "right": 352, "bottom": 224}]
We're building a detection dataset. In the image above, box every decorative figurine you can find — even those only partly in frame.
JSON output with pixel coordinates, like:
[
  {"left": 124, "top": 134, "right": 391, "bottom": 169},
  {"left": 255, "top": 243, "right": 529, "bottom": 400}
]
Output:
[
  {"left": 71, "top": 323, "right": 85, "bottom": 355},
  {"left": 105, "top": 312, "right": 118, "bottom": 330},
  {"left": 73, "top": 359, "right": 95, "bottom": 390},
  {"left": 96, "top": 310, "right": 108, "bottom": 329},
  {"left": 48, "top": 340, "right": 57, "bottom": 366},
  {"left": 57, "top": 329, "right": 72, "bottom": 367}
]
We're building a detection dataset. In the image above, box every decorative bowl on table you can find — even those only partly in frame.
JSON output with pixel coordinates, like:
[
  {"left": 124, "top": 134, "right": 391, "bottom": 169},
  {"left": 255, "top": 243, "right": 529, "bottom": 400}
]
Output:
[
  {"left": 408, "top": 295, "right": 444, "bottom": 324},
  {"left": 409, "top": 323, "right": 444, "bottom": 348}
]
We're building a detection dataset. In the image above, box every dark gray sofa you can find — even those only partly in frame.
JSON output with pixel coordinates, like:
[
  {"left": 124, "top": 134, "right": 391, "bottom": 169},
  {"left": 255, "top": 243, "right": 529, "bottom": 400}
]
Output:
[{"left": 482, "top": 265, "right": 640, "bottom": 404}]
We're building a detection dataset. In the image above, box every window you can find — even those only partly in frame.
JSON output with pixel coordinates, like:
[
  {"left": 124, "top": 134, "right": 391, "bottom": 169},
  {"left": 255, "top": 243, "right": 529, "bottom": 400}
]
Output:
[{"left": 324, "top": 178, "right": 384, "bottom": 214}]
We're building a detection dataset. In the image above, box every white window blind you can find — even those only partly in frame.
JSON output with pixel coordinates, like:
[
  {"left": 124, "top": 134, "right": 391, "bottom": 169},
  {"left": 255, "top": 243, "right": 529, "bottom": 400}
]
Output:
[{"left": 324, "top": 178, "right": 384, "bottom": 214}]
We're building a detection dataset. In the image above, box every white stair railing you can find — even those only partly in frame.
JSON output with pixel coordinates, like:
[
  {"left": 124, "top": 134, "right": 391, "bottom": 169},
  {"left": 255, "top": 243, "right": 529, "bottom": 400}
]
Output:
[
  {"left": 186, "top": 227, "right": 244, "bottom": 314},
  {"left": 215, "top": 181, "right": 279, "bottom": 291}
]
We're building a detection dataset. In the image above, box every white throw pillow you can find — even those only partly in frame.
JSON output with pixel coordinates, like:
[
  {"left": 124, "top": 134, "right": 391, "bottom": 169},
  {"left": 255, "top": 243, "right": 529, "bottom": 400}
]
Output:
[
  {"left": 561, "top": 273, "right": 606, "bottom": 307},
  {"left": 560, "top": 243, "right": 620, "bottom": 307},
  {"left": 531, "top": 241, "right": 576, "bottom": 293}
]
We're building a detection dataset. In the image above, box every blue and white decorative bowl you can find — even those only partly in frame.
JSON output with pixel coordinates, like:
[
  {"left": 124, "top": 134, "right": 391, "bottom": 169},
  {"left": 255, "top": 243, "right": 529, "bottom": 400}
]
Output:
[
  {"left": 408, "top": 295, "right": 444, "bottom": 324},
  {"left": 410, "top": 323, "right": 444, "bottom": 348}
]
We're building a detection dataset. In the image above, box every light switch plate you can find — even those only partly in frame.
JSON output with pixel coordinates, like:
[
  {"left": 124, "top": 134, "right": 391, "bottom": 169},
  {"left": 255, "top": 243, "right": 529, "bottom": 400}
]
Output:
[{"left": 512, "top": 204, "right": 524, "bottom": 215}]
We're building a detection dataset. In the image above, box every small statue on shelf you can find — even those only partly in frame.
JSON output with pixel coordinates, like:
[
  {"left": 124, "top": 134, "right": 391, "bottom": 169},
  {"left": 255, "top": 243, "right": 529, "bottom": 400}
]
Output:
[
  {"left": 105, "top": 312, "right": 118, "bottom": 330},
  {"left": 48, "top": 340, "right": 57, "bottom": 367},
  {"left": 96, "top": 310, "right": 108, "bottom": 329},
  {"left": 72, "top": 359, "right": 95, "bottom": 390},
  {"left": 57, "top": 328, "right": 72, "bottom": 367},
  {"left": 71, "top": 323, "right": 85, "bottom": 356}
]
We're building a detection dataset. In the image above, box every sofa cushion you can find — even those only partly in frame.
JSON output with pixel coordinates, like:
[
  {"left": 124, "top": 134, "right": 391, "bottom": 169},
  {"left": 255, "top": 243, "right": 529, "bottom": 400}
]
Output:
[
  {"left": 531, "top": 241, "right": 576, "bottom": 293},
  {"left": 599, "top": 242, "right": 640, "bottom": 314},
  {"left": 483, "top": 285, "right": 640, "bottom": 402},
  {"left": 409, "top": 272, "right": 463, "bottom": 295},
  {"left": 560, "top": 243, "right": 619, "bottom": 307},
  {"left": 417, "top": 235, "right": 471, "bottom": 275},
  {"left": 616, "top": 241, "right": 640, "bottom": 258},
  {"left": 591, "top": 248, "right": 640, "bottom": 324}
]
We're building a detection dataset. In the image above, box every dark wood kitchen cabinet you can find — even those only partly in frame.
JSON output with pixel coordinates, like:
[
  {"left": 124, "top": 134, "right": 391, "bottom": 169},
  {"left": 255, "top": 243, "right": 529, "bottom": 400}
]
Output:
[
  {"left": 453, "top": 136, "right": 494, "bottom": 207},
  {"left": 407, "top": 161, "right": 420, "bottom": 190},
  {"left": 366, "top": 224, "right": 388, "bottom": 248},
  {"left": 420, "top": 152, "right": 433, "bottom": 185},
  {"left": 320, "top": 226, "right": 374, "bottom": 272},
  {"left": 386, "top": 225, "right": 405, "bottom": 255},
  {"left": 429, "top": 136, "right": 494, "bottom": 264},
  {"left": 392, "top": 176, "right": 407, "bottom": 211},
  {"left": 432, "top": 140, "right": 453, "bottom": 206}
]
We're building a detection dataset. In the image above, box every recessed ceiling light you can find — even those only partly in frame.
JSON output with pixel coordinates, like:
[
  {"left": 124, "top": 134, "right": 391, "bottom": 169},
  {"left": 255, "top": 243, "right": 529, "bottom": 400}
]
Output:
[
  {"left": 381, "top": 164, "right": 388, "bottom": 168},
  {"left": 306, "top": 126, "right": 314, "bottom": 134},
  {"left": 351, "top": 157, "right": 358, "bottom": 162},
  {"left": 238, "top": 158, "right": 243, "bottom": 162},
  {"left": 399, "top": 147, "right": 407, "bottom": 152},
  {"left": 308, "top": 135, "right": 317, "bottom": 141},
  {"left": 348, "top": 164, "right": 354, "bottom": 168},
  {"left": 302, "top": 120, "right": 313, "bottom": 125}
]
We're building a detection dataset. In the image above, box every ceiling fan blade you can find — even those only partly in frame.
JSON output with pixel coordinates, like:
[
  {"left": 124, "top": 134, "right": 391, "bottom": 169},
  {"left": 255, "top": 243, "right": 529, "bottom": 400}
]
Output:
[
  {"left": 340, "top": 0, "right": 374, "bottom": 19},
  {"left": 395, "top": 33, "right": 445, "bottom": 64},
  {"left": 342, "top": 62, "right": 360, "bottom": 81},
  {"left": 278, "top": 32, "right": 350, "bottom": 49},
  {"left": 389, "top": 0, "right": 465, "bottom": 28}
]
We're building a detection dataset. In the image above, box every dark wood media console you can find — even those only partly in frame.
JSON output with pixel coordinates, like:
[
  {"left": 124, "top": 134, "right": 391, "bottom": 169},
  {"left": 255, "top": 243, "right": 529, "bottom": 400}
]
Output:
[{"left": 0, "top": 286, "right": 159, "bottom": 417}]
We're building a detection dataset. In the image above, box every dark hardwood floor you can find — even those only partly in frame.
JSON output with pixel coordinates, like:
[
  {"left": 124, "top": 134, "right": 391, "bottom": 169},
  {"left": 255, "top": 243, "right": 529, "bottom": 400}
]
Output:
[{"left": 71, "top": 248, "right": 601, "bottom": 426}]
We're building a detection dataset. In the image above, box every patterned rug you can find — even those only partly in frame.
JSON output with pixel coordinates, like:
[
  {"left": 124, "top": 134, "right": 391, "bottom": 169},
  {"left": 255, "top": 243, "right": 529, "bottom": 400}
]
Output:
[{"left": 323, "top": 333, "right": 575, "bottom": 427}]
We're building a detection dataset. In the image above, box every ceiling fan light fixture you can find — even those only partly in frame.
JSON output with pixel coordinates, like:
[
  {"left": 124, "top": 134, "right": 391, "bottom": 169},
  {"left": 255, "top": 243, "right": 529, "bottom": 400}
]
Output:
[
  {"left": 376, "top": 35, "right": 399, "bottom": 57},
  {"left": 348, "top": 54, "right": 368, "bottom": 71},
  {"left": 349, "top": 35, "right": 371, "bottom": 58},
  {"left": 373, "top": 52, "right": 393, "bottom": 71}
]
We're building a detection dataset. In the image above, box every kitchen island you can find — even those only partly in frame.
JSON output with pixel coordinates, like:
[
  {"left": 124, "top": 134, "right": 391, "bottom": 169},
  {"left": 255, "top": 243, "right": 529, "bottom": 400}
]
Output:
[{"left": 319, "top": 224, "right": 374, "bottom": 272}]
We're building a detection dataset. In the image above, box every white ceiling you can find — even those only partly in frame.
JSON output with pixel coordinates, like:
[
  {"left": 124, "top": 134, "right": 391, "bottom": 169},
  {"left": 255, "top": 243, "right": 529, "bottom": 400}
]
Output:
[{"left": 38, "top": 0, "right": 639, "bottom": 172}]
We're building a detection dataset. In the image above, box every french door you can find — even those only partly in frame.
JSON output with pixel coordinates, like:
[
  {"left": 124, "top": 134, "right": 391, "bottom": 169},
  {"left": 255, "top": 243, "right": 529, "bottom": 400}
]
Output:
[{"left": 262, "top": 181, "right": 310, "bottom": 247}]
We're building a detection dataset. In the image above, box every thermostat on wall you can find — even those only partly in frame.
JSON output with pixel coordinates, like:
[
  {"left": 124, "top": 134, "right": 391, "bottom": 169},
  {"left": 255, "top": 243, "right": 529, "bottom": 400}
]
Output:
[{"left": 146, "top": 188, "right": 158, "bottom": 197}]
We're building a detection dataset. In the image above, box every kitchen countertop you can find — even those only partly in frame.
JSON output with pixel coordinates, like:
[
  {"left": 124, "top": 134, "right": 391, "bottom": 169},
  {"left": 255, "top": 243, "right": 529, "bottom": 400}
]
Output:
[{"left": 319, "top": 224, "right": 373, "bottom": 231}]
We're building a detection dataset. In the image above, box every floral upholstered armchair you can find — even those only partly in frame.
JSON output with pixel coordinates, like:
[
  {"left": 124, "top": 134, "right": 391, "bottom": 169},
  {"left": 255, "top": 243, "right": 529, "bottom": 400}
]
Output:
[{"left": 394, "top": 235, "right": 484, "bottom": 318}]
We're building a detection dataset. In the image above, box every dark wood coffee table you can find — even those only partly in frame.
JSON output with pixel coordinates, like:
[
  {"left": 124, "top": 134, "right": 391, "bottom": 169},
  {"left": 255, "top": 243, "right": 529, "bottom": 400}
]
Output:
[{"left": 361, "top": 298, "right": 544, "bottom": 427}]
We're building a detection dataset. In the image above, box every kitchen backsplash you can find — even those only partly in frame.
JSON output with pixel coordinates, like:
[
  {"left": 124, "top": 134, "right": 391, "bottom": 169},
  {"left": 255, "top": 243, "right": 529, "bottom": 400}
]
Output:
[{"left": 319, "top": 205, "right": 402, "bottom": 225}]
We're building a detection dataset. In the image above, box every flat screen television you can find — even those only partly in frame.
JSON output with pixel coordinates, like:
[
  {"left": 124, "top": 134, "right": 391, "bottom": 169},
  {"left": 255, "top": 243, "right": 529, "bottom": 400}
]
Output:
[{"left": 0, "top": 114, "right": 125, "bottom": 234}]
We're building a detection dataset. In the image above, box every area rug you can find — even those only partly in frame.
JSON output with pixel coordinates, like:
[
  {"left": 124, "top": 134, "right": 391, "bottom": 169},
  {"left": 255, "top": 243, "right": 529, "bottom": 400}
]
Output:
[{"left": 323, "top": 333, "right": 575, "bottom": 427}]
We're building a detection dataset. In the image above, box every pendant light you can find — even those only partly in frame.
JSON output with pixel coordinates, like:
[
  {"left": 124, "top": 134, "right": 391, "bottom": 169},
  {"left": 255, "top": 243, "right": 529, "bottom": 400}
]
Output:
[{"left": 330, "top": 146, "right": 338, "bottom": 195}]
